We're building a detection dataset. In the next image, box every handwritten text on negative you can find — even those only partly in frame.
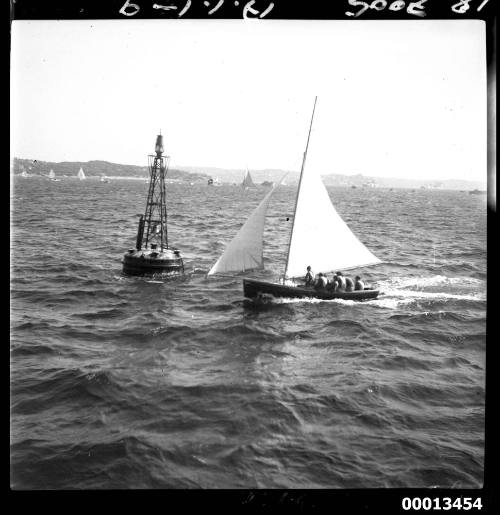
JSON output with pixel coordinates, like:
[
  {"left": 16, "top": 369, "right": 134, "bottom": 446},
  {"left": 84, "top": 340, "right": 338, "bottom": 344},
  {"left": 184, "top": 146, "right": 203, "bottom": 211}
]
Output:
[{"left": 345, "top": 0, "right": 491, "bottom": 18}]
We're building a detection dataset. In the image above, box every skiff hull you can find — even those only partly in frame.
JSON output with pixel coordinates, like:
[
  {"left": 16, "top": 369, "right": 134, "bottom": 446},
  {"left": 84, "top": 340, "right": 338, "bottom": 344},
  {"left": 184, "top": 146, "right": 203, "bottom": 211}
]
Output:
[{"left": 243, "top": 278, "right": 379, "bottom": 301}]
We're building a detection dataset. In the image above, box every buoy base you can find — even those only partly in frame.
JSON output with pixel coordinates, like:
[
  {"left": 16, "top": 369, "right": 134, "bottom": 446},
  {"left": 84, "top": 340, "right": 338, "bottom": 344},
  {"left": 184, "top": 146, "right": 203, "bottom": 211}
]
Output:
[{"left": 122, "top": 248, "right": 184, "bottom": 276}]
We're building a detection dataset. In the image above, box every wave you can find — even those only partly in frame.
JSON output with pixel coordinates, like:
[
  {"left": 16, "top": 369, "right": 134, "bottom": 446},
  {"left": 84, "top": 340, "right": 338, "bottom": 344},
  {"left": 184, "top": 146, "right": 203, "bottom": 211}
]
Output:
[
  {"left": 10, "top": 435, "right": 195, "bottom": 489},
  {"left": 10, "top": 342, "right": 58, "bottom": 357},
  {"left": 384, "top": 275, "right": 484, "bottom": 289},
  {"left": 72, "top": 306, "right": 129, "bottom": 320},
  {"left": 388, "top": 311, "right": 481, "bottom": 323},
  {"left": 11, "top": 367, "right": 125, "bottom": 415}
]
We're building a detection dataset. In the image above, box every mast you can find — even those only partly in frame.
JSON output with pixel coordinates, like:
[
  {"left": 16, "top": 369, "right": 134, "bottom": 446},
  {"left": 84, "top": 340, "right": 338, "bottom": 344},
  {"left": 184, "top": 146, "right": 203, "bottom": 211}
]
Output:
[{"left": 284, "top": 96, "right": 317, "bottom": 278}]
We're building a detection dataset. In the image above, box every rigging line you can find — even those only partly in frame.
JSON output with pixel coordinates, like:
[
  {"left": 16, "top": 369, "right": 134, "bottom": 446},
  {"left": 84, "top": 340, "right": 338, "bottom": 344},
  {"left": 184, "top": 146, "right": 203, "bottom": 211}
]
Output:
[{"left": 284, "top": 96, "right": 318, "bottom": 278}]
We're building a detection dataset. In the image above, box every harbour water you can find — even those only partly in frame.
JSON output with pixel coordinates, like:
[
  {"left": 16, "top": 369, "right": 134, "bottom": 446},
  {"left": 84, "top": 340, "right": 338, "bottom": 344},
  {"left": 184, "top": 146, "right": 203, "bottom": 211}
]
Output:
[{"left": 10, "top": 177, "right": 486, "bottom": 489}]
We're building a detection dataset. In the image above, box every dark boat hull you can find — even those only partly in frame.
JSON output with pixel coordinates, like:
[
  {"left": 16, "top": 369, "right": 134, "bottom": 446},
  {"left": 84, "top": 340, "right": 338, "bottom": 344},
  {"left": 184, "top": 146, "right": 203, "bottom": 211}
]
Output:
[
  {"left": 243, "top": 278, "right": 379, "bottom": 301},
  {"left": 122, "top": 248, "right": 184, "bottom": 276}
]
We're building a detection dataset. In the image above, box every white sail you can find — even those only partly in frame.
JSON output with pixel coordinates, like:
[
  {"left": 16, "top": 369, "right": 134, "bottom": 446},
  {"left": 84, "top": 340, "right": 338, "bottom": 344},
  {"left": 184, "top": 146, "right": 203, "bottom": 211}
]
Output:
[
  {"left": 78, "top": 168, "right": 86, "bottom": 180},
  {"left": 285, "top": 167, "right": 381, "bottom": 278},
  {"left": 49, "top": 169, "right": 55, "bottom": 179},
  {"left": 208, "top": 185, "right": 278, "bottom": 275},
  {"left": 242, "top": 170, "right": 255, "bottom": 188}
]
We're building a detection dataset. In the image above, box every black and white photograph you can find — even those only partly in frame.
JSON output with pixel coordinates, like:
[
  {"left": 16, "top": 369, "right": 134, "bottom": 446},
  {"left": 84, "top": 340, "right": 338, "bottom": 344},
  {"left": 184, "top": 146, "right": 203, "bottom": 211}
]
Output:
[{"left": 10, "top": 3, "right": 492, "bottom": 501}]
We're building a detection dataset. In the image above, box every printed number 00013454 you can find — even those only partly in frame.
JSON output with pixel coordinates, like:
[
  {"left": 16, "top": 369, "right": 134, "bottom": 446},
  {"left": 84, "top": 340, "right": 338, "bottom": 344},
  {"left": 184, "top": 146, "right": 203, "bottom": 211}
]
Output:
[{"left": 402, "top": 497, "right": 483, "bottom": 511}]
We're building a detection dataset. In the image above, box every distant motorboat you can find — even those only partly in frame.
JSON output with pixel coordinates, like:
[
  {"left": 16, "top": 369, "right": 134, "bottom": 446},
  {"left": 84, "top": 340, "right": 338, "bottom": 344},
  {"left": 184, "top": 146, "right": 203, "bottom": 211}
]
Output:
[
  {"left": 100, "top": 175, "right": 110, "bottom": 183},
  {"left": 469, "top": 189, "right": 486, "bottom": 195},
  {"left": 77, "top": 168, "right": 86, "bottom": 180},
  {"left": 208, "top": 177, "right": 214, "bottom": 186},
  {"left": 20, "top": 170, "right": 29, "bottom": 178}
]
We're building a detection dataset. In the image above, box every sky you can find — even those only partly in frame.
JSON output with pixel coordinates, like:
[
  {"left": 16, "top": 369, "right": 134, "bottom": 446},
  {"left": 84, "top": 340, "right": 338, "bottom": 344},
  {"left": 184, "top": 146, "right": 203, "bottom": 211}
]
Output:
[{"left": 11, "top": 19, "right": 487, "bottom": 183}]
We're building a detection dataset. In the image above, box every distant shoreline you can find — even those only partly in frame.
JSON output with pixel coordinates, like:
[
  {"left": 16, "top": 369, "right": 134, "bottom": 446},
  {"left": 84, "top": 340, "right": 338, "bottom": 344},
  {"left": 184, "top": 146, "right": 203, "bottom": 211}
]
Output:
[{"left": 11, "top": 157, "right": 486, "bottom": 191}]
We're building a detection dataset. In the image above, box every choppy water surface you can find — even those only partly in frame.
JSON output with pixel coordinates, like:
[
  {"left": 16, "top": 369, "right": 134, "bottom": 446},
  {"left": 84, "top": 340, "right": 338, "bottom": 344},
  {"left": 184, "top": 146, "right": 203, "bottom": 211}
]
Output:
[{"left": 10, "top": 177, "right": 486, "bottom": 489}]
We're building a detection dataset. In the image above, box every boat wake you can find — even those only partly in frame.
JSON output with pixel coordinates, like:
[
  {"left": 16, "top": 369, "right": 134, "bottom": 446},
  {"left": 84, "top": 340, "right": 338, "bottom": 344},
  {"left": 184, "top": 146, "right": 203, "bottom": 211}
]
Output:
[
  {"left": 370, "top": 275, "right": 485, "bottom": 309},
  {"left": 248, "top": 275, "right": 485, "bottom": 309}
]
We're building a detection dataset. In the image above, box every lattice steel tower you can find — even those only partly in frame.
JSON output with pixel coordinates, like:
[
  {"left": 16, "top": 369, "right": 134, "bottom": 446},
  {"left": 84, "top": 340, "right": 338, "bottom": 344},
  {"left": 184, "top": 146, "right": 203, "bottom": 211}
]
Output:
[
  {"left": 138, "top": 134, "right": 169, "bottom": 250},
  {"left": 122, "top": 134, "right": 184, "bottom": 276}
]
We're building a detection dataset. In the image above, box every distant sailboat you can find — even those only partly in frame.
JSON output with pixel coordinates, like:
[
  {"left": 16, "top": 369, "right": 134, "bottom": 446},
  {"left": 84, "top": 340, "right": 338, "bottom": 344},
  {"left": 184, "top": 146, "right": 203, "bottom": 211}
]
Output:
[
  {"left": 20, "top": 170, "right": 28, "bottom": 178},
  {"left": 48, "top": 169, "right": 60, "bottom": 181},
  {"left": 242, "top": 169, "right": 256, "bottom": 189},
  {"left": 77, "top": 167, "right": 86, "bottom": 180},
  {"left": 209, "top": 97, "right": 381, "bottom": 301}
]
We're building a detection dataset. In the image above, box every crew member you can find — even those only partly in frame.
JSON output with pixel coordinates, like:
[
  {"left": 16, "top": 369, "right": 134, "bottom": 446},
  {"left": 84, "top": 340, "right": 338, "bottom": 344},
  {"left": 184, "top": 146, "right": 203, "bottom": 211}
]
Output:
[
  {"left": 336, "top": 271, "right": 346, "bottom": 290},
  {"left": 304, "top": 266, "right": 314, "bottom": 286},
  {"left": 345, "top": 276, "right": 354, "bottom": 292},
  {"left": 354, "top": 276, "right": 365, "bottom": 291},
  {"left": 327, "top": 274, "right": 338, "bottom": 291},
  {"left": 314, "top": 272, "right": 328, "bottom": 290}
]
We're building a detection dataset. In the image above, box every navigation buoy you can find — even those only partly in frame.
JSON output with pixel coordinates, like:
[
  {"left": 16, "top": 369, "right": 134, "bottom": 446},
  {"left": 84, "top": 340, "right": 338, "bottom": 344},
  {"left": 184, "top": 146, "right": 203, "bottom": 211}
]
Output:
[{"left": 122, "top": 134, "right": 184, "bottom": 276}]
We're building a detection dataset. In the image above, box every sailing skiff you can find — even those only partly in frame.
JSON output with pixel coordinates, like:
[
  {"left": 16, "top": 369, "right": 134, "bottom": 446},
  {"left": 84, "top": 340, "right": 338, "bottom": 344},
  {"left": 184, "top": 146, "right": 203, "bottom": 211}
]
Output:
[
  {"left": 208, "top": 97, "right": 381, "bottom": 301},
  {"left": 243, "top": 278, "right": 379, "bottom": 301}
]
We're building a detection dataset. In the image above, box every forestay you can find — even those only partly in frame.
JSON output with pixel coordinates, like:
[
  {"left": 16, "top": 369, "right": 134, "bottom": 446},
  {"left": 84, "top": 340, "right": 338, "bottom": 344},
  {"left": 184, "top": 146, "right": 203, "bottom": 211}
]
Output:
[
  {"left": 208, "top": 185, "right": 277, "bottom": 275},
  {"left": 285, "top": 167, "right": 381, "bottom": 278}
]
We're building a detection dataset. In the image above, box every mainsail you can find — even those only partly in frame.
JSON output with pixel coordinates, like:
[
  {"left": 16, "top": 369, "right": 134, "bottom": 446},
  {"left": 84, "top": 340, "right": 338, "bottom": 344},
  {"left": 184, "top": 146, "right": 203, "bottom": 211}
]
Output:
[
  {"left": 284, "top": 167, "right": 381, "bottom": 278},
  {"left": 208, "top": 184, "right": 278, "bottom": 275},
  {"left": 284, "top": 97, "right": 380, "bottom": 278},
  {"left": 49, "top": 169, "right": 55, "bottom": 179},
  {"left": 242, "top": 170, "right": 255, "bottom": 188},
  {"left": 78, "top": 168, "right": 86, "bottom": 180}
]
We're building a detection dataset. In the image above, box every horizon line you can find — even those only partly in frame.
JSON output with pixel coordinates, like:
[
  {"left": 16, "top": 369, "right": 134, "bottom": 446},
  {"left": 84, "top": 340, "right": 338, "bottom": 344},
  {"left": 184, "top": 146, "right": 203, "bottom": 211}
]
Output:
[{"left": 11, "top": 156, "right": 486, "bottom": 185}]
